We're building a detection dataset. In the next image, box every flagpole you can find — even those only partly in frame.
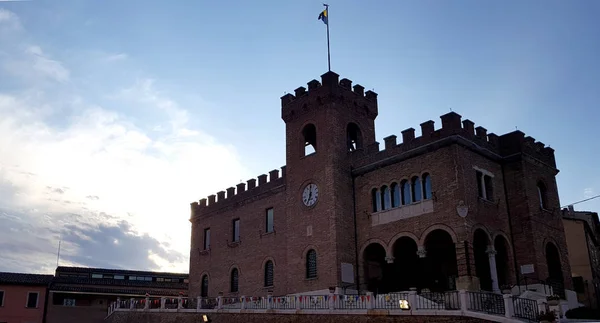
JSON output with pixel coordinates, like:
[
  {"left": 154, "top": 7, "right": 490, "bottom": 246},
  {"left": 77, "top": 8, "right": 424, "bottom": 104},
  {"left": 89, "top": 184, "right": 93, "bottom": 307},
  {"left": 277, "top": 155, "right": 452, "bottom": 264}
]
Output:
[{"left": 324, "top": 4, "right": 331, "bottom": 71}]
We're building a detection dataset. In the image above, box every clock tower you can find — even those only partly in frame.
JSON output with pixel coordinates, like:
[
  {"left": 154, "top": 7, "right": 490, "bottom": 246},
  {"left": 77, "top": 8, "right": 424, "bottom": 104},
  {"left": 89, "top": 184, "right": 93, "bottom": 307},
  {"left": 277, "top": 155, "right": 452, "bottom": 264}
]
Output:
[{"left": 280, "top": 71, "right": 378, "bottom": 293}]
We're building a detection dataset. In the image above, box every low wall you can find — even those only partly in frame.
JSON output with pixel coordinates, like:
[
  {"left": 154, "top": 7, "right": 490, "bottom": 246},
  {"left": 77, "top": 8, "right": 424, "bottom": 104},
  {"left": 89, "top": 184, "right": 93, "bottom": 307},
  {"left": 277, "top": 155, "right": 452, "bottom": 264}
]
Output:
[{"left": 106, "top": 312, "right": 494, "bottom": 323}]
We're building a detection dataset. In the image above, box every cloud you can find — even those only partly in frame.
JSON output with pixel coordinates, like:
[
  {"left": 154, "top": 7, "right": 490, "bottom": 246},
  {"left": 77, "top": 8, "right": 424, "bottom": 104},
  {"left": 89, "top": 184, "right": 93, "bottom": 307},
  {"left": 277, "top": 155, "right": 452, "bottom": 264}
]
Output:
[
  {"left": 0, "top": 8, "right": 21, "bottom": 31},
  {"left": 0, "top": 9, "right": 252, "bottom": 273}
]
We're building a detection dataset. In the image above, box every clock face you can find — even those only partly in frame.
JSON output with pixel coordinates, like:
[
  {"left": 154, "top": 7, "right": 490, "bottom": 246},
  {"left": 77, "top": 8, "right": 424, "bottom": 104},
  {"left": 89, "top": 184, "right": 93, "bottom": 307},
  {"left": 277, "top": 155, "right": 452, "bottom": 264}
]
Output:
[{"left": 302, "top": 183, "right": 319, "bottom": 207}]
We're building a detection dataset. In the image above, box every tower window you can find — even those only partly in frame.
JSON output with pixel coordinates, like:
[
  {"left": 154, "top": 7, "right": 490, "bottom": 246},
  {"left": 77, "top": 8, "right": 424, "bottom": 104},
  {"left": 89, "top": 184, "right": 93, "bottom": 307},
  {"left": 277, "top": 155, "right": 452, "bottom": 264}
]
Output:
[
  {"left": 230, "top": 268, "right": 239, "bottom": 293},
  {"left": 538, "top": 181, "right": 548, "bottom": 209},
  {"left": 265, "top": 208, "right": 274, "bottom": 233},
  {"left": 302, "top": 123, "right": 317, "bottom": 156},
  {"left": 203, "top": 228, "right": 210, "bottom": 250},
  {"left": 306, "top": 249, "right": 317, "bottom": 279},
  {"left": 232, "top": 219, "right": 240, "bottom": 242},
  {"left": 264, "top": 260, "right": 274, "bottom": 287},
  {"left": 347, "top": 123, "right": 363, "bottom": 151},
  {"left": 201, "top": 275, "right": 209, "bottom": 297}
]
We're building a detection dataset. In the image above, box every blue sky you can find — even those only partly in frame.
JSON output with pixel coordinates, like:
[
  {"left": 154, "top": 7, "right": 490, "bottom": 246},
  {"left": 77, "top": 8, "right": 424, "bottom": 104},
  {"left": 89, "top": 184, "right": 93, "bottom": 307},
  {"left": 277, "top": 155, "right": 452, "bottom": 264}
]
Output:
[{"left": 0, "top": 0, "right": 598, "bottom": 273}]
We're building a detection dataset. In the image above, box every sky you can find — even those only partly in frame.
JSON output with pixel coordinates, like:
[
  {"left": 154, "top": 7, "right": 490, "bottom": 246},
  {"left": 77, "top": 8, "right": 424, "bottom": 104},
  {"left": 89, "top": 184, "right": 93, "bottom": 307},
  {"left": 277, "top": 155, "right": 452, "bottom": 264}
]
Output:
[{"left": 0, "top": 0, "right": 598, "bottom": 275}]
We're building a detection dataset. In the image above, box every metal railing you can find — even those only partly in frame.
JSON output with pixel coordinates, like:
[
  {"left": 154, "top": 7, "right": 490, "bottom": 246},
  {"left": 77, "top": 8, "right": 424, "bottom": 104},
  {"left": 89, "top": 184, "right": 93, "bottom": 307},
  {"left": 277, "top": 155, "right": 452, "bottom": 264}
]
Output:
[
  {"left": 467, "top": 291, "right": 505, "bottom": 315},
  {"left": 512, "top": 296, "right": 539, "bottom": 322},
  {"left": 416, "top": 291, "right": 460, "bottom": 310}
]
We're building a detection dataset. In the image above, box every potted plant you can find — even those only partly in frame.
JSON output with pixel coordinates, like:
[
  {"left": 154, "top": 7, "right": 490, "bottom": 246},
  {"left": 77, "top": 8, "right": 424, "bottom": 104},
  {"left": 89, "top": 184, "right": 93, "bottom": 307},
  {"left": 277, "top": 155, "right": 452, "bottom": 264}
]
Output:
[
  {"left": 537, "top": 310, "right": 556, "bottom": 323},
  {"left": 546, "top": 294, "right": 560, "bottom": 305},
  {"left": 500, "top": 285, "right": 512, "bottom": 294}
]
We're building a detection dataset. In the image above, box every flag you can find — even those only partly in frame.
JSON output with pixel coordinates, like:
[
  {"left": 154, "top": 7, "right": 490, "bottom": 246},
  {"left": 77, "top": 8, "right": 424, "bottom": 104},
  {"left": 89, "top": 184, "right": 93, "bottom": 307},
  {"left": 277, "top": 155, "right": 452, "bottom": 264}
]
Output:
[{"left": 318, "top": 9, "right": 328, "bottom": 25}]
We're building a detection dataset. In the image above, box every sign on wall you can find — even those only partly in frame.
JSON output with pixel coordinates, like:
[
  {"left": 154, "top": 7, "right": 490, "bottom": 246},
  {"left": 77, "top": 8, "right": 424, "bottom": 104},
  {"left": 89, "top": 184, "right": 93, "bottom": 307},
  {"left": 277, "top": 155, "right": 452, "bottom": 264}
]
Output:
[{"left": 341, "top": 263, "right": 354, "bottom": 284}]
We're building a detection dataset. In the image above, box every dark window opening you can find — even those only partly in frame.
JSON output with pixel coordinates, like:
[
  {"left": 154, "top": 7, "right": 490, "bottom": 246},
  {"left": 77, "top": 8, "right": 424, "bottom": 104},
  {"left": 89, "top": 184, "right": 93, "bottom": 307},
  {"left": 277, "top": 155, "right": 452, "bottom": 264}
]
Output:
[
  {"left": 391, "top": 182, "right": 400, "bottom": 207},
  {"left": 232, "top": 219, "right": 240, "bottom": 242},
  {"left": 203, "top": 228, "right": 210, "bottom": 250},
  {"left": 306, "top": 249, "right": 317, "bottom": 279},
  {"left": 26, "top": 292, "right": 38, "bottom": 308},
  {"left": 401, "top": 180, "right": 410, "bottom": 205},
  {"left": 371, "top": 188, "right": 381, "bottom": 212},
  {"left": 422, "top": 173, "right": 432, "bottom": 199},
  {"left": 0, "top": 290, "right": 4, "bottom": 307},
  {"left": 381, "top": 185, "right": 391, "bottom": 210},
  {"left": 302, "top": 124, "right": 317, "bottom": 156},
  {"left": 476, "top": 171, "right": 484, "bottom": 198},
  {"left": 476, "top": 171, "right": 494, "bottom": 201},
  {"left": 264, "top": 260, "right": 274, "bottom": 287},
  {"left": 347, "top": 123, "right": 363, "bottom": 151},
  {"left": 484, "top": 175, "right": 494, "bottom": 201},
  {"left": 538, "top": 181, "right": 548, "bottom": 209},
  {"left": 266, "top": 208, "right": 274, "bottom": 233},
  {"left": 230, "top": 268, "right": 239, "bottom": 293},
  {"left": 201, "top": 275, "right": 209, "bottom": 297},
  {"left": 411, "top": 176, "right": 422, "bottom": 202}
]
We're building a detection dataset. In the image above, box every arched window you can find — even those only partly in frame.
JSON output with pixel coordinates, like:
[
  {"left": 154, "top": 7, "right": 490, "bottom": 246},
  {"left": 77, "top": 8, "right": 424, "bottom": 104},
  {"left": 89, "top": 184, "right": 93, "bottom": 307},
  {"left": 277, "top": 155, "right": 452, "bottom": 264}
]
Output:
[
  {"left": 264, "top": 260, "right": 274, "bottom": 287},
  {"left": 230, "top": 268, "right": 239, "bottom": 293},
  {"left": 381, "top": 185, "right": 391, "bottom": 210},
  {"left": 422, "top": 173, "right": 432, "bottom": 200},
  {"left": 538, "top": 181, "right": 548, "bottom": 209},
  {"left": 302, "top": 124, "right": 317, "bottom": 156},
  {"left": 347, "top": 123, "right": 363, "bottom": 151},
  {"left": 371, "top": 188, "right": 381, "bottom": 212},
  {"left": 401, "top": 180, "right": 410, "bottom": 205},
  {"left": 306, "top": 249, "right": 317, "bottom": 279},
  {"left": 411, "top": 176, "right": 422, "bottom": 202},
  {"left": 391, "top": 182, "right": 400, "bottom": 207},
  {"left": 201, "top": 275, "right": 209, "bottom": 297}
]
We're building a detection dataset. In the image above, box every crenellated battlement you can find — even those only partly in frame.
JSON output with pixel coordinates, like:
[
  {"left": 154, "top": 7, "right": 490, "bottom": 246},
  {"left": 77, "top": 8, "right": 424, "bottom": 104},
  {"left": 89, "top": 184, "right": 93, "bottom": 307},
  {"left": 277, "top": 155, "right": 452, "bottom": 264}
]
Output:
[
  {"left": 352, "top": 111, "right": 557, "bottom": 172},
  {"left": 281, "top": 71, "right": 378, "bottom": 123},
  {"left": 190, "top": 166, "right": 287, "bottom": 219}
]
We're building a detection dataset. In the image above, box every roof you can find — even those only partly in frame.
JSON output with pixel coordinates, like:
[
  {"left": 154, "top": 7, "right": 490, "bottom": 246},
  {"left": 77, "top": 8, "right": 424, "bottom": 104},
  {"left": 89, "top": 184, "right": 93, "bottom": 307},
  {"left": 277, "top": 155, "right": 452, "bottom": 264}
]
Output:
[
  {"left": 50, "top": 276, "right": 187, "bottom": 289},
  {"left": 55, "top": 266, "right": 188, "bottom": 278},
  {"left": 51, "top": 284, "right": 187, "bottom": 297},
  {"left": 0, "top": 272, "right": 54, "bottom": 286}
]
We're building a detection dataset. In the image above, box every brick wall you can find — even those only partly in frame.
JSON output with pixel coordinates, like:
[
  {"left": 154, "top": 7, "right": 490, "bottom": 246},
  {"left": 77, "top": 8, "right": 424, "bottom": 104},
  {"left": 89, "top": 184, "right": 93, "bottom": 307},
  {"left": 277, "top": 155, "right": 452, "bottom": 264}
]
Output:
[
  {"left": 503, "top": 155, "right": 573, "bottom": 290},
  {"left": 189, "top": 188, "right": 288, "bottom": 298},
  {"left": 106, "top": 312, "right": 494, "bottom": 323}
]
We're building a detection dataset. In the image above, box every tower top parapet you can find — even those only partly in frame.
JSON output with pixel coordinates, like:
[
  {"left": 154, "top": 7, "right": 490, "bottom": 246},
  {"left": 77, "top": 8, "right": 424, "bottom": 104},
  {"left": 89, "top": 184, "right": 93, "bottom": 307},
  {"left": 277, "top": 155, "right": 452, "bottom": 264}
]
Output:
[{"left": 281, "top": 71, "right": 378, "bottom": 123}]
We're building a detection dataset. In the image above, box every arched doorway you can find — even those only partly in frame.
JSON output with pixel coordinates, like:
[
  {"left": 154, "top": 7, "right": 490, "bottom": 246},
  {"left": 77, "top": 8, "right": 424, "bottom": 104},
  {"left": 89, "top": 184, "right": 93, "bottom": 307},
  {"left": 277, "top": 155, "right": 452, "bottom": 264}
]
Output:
[
  {"left": 391, "top": 237, "right": 420, "bottom": 291},
  {"left": 423, "top": 229, "right": 458, "bottom": 291},
  {"left": 363, "top": 243, "right": 390, "bottom": 294},
  {"left": 494, "top": 236, "right": 511, "bottom": 288},
  {"left": 473, "top": 229, "right": 492, "bottom": 291},
  {"left": 545, "top": 242, "right": 565, "bottom": 298}
]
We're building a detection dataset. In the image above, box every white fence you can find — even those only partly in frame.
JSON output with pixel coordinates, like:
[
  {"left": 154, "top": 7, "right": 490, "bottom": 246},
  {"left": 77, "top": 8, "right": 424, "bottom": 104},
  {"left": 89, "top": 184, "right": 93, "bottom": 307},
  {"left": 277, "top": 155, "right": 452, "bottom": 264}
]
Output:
[{"left": 107, "top": 290, "right": 555, "bottom": 323}]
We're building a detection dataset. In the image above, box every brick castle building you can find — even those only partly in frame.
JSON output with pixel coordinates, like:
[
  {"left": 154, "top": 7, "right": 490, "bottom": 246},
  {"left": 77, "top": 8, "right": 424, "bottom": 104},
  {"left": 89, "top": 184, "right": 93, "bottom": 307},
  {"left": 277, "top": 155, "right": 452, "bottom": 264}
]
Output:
[{"left": 188, "top": 71, "right": 573, "bottom": 299}]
